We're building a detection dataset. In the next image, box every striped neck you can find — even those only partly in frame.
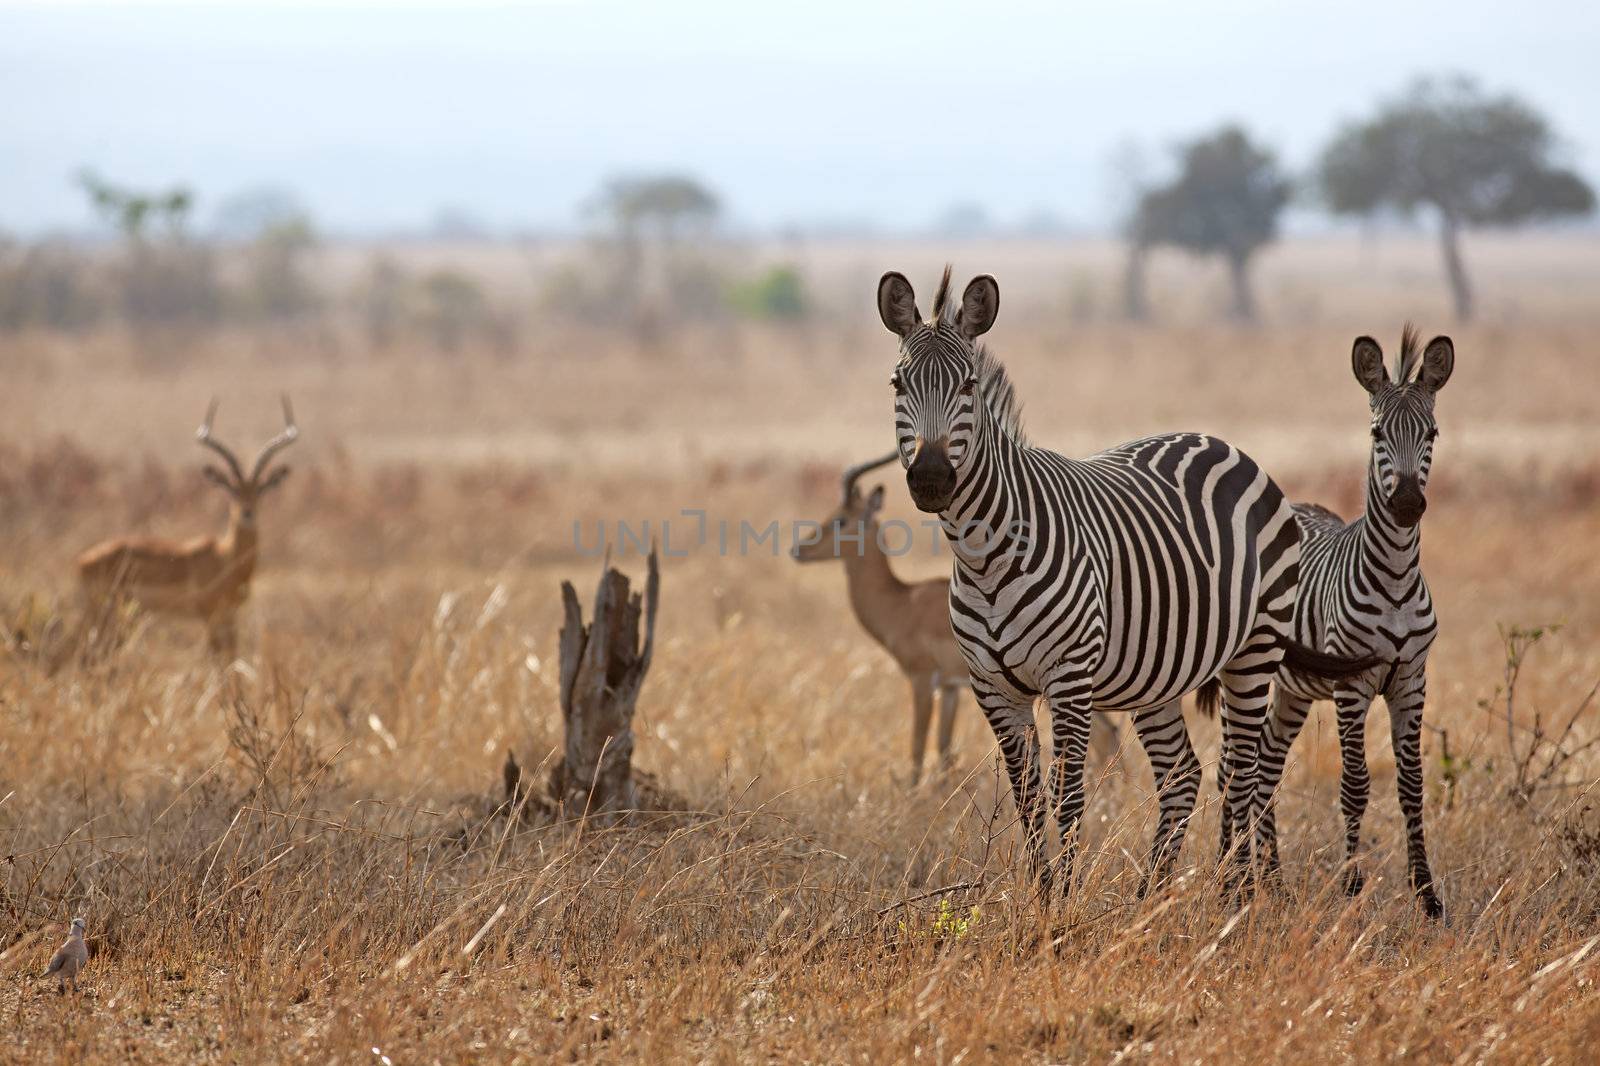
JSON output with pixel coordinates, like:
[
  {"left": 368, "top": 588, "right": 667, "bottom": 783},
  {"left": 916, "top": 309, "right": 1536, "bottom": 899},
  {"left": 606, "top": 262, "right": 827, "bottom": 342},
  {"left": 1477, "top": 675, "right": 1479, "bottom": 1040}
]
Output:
[
  {"left": 1360, "top": 452, "right": 1421, "bottom": 591},
  {"left": 937, "top": 406, "right": 1031, "bottom": 574}
]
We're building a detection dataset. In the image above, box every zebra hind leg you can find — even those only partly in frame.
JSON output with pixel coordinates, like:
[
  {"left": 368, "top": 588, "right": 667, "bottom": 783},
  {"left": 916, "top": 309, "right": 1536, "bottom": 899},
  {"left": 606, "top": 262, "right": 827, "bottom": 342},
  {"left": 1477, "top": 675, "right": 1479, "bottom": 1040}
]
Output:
[
  {"left": 1131, "top": 699, "right": 1201, "bottom": 896},
  {"left": 1215, "top": 638, "right": 1282, "bottom": 895}
]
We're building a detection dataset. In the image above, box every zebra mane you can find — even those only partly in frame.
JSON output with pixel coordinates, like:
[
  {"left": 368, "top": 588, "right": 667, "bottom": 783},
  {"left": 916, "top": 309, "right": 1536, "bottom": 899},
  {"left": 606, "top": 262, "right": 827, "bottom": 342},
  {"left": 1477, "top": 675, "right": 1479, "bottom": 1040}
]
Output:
[
  {"left": 929, "top": 265, "right": 955, "bottom": 325},
  {"left": 1395, "top": 322, "right": 1421, "bottom": 384},
  {"left": 973, "top": 343, "right": 1028, "bottom": 446}
]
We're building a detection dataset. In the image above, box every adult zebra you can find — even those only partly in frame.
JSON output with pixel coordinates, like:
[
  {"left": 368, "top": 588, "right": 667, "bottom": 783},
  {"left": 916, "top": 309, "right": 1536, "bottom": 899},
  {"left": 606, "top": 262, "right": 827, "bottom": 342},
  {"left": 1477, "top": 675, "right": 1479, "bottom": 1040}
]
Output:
[
  {"left": 1255, "top": 328, "right": 1453, "bottom": 919},
  {"left": 879, "top": 267, "right": 1373, "bottom": 892}
]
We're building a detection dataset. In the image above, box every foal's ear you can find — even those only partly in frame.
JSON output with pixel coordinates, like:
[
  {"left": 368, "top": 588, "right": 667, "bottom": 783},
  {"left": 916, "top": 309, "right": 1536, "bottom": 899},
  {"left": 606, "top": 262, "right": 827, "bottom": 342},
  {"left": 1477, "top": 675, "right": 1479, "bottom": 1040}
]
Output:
[
  {"left": 956, "top": 274, "right": 1000, "bottom": 339},
  {"left": 1350, "top": 336, "right": 1387, "bottom": 395},
  {"left": 1418, "top": 336, "right": 1454, "bottom": 391},
  {"left": 877, "top": 272, "right": 921, "bottom": 338}
]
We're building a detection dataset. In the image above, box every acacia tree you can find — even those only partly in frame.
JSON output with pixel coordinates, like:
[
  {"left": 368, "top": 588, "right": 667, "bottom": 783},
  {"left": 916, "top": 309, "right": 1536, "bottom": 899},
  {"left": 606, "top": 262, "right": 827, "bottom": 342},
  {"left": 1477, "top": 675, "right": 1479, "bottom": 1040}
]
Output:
[
  {"left": 1132, "top": 126, "right": 1290, "bottom": 322},
  {"left": 586, "top": 175, "right": 723, "bottom": 330},
  {"left": 1318, "top": 76, "right": 1595, "bottom": 321},
  {"left": 78, "top": 170, "right": 217, "bottom": 326}
]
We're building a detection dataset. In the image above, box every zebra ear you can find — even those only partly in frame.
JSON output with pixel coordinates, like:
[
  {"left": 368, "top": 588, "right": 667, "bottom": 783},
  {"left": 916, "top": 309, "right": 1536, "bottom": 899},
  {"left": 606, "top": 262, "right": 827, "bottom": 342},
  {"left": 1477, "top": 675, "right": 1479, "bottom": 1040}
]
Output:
[
  {"left": 956, "top": 275, "right": 1000, "bottom": 339},
  {"left": 1418, "top": 336, "right": 1454, "bottom": 391},
  {"left": 877, "top": 272, "right": 921, "bottom": 338},
  {"left": 1350, "top": 336, "right": 1387, "bottom": 395}
]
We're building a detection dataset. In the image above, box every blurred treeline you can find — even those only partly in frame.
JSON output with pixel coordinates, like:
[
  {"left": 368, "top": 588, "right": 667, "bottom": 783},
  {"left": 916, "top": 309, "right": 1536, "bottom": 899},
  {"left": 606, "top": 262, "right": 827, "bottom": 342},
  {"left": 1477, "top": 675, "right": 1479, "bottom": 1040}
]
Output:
[
  {"left": 0, "top": 170, "right": 808, "bottom": 355},
  {"left": 1, "top": 74, "right": 1593, "bottom": 347}
]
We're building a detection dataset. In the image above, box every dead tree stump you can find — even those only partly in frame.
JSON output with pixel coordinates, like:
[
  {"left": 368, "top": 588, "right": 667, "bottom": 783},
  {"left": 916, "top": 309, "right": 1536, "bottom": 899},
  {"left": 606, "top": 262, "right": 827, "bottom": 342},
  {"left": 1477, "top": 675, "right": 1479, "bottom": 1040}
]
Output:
[{"left": 549, "top": 548, "right": 659, "bottom": 817}]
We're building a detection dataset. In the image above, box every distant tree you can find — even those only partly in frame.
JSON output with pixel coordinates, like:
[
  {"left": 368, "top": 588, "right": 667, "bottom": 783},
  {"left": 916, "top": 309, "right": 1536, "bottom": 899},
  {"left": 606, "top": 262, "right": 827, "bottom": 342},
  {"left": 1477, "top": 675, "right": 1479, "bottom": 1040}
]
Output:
[
  {"left": 1318, "top": 75, "right": 1595, "bottom": 321},
  {"left": 79, "top": 170, "right": 193, "bottom": 241},
  {"left": 1131, "top": 126, "right": 1291, "bottom": 322},
  {"left": 592, "top": 175, "right": 720, "bottom": 244},
  {"left": 78, "top": 170, "right": 217, "bottom": 327},
  {"left": 583, "top": 175, "right": 724, "bottom": 337}
]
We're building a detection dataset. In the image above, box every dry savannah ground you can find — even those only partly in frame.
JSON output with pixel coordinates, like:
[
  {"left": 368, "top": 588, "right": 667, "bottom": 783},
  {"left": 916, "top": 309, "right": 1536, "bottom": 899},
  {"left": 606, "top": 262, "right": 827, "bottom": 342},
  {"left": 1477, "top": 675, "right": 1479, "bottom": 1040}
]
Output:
[{"left": 3, "top": 237, "right": 1600, "bottom": 1062}]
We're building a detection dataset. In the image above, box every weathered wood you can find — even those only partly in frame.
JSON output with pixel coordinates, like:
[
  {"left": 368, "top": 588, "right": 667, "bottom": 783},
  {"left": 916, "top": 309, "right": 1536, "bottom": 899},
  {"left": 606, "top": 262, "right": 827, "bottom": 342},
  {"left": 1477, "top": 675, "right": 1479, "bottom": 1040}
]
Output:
[{"left": 550, "top": 548, "right": 659, "bottom": 816}]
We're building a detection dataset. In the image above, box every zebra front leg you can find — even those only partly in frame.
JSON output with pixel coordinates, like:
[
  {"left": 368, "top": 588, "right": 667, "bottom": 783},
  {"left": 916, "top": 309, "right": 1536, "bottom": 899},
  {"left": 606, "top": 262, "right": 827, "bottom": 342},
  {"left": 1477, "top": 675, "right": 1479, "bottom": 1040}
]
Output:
[
  {"left": 1384, "top": 659, "right": 1442, "bottom": 919},
  {"left": 1043, "top": 676, "right": 1096, "bottom": 895},
  {"left": 973, "top": 685, "right": 1048, "bottom": 890},
  {"left": 1335, "top": 681, "right": 1378, "bottom": 896},
  {"left": 1256, "top": 685, "right": 1313, "bottom": 880},
  {"left": 1131, "top": 699, "right": 1201, "bottom": 895}
]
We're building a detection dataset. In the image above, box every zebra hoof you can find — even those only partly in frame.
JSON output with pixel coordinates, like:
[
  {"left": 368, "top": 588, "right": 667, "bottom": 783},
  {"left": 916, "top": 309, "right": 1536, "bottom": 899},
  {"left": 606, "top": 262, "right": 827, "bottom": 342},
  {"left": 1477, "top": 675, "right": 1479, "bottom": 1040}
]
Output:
[
  {"left": 1420, "top": 891, "right": 1445, "bottom": 921},
  {"left": 1342, "top": 868, "right": 1365, "bottom": 897}
]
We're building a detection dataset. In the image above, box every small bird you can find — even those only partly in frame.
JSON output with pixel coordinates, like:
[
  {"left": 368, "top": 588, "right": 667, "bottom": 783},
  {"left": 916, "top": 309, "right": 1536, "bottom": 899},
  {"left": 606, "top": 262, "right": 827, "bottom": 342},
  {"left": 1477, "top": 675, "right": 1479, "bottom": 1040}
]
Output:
[{"left": 44, "top": 917, "right": 88, "bottom": 992}]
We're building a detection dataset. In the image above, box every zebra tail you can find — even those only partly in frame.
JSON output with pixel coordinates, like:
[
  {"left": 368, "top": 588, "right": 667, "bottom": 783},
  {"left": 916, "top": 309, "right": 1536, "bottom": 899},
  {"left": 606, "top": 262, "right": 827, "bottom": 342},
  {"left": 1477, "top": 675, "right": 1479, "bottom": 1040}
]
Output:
[
  {"left": 1195, "top": 678, "right": 1221, "bottom": 719},
  {"left": 1282, "top": 640, "right": 1382, "bottom": 679}
]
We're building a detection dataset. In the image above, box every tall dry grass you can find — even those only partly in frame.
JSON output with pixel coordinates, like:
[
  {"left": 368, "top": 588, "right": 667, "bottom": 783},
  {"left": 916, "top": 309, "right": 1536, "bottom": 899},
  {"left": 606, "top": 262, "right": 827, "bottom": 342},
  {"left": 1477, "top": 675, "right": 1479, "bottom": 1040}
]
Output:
[{"left": 3, "top": 236, "right": 1600, "bottom": 1062}]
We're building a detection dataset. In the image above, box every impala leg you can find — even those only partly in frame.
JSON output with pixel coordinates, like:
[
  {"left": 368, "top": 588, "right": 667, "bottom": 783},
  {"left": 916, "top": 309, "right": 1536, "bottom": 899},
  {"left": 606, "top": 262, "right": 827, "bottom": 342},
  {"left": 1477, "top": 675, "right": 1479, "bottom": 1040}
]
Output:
[
  {"left": 935, "top": 684, "right": 960, "bottom": 778},
  {"left": 909, "top": 676, "right": 934, "bottom": 786},
  {"left": 207, "top": 612, "right": 238, "bottom": 658},
  {"left": 1132, "top": 699, "right": 1201, "bottom": 894}
]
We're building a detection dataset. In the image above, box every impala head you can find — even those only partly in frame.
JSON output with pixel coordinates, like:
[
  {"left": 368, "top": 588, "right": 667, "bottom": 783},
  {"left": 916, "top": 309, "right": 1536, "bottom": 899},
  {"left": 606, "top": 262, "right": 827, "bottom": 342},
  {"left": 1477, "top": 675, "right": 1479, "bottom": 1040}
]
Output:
[
  {"left": 197, "top": 396, "right": 300, "bottom": 527},
  {"left": 879, "top": 267, "right": 1001, "bottom": 513},
  {"left": 1351, "top": 326, "right": 1454, "bottom": 528},
  {"left": 791, "top": 452, "right": 897, "bottom": 562}
]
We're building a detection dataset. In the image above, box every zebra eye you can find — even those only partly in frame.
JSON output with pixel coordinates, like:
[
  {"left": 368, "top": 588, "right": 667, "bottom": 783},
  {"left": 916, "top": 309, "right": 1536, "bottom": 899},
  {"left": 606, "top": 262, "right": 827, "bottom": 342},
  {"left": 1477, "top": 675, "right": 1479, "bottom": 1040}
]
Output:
[
  {"left": 958, "top": 377, "right": 977, "bottom": 396},
  {"left": 1370, "top": 424, "right": 1382, "bottom": 441},
  {"left": 890, "top": 373, "right": 904, "bottom": 393},
  {"left": 1426, "top": 428, "right": 1439, "bottom": 442}
]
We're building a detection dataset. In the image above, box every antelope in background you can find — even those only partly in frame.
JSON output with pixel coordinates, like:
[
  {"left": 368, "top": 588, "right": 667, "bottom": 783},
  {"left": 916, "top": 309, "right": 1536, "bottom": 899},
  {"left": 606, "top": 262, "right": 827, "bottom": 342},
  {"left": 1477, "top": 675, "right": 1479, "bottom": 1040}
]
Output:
[
  {"left": 793, "top": 453, "right": 1118, "bottom": 784},
  {"left": 77, "top": 397, "right": 299, "bottom": 657}
]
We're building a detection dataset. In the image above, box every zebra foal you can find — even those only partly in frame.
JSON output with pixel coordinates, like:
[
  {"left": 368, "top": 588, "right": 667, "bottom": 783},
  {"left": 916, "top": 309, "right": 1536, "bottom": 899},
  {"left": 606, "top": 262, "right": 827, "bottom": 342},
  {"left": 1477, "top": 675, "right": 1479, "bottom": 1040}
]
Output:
[{"left": 1256, "top": 327, "right": 1453, "bottom": 919}]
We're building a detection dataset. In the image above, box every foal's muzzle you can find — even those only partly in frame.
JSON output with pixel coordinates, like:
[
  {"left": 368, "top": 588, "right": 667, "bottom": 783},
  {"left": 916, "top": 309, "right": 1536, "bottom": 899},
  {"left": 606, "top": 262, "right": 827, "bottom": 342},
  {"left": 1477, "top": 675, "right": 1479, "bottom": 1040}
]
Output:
[{"left": 1389, "top": 475, "right": 1427, "bottom": 527}]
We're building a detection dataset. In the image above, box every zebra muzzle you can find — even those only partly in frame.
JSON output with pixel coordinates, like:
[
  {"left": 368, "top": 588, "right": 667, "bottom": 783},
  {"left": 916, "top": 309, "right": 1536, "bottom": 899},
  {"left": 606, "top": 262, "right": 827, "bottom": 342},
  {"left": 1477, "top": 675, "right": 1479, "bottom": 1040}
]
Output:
[{"left": 907, "top": 440, "right": 957, "bottom": 513}]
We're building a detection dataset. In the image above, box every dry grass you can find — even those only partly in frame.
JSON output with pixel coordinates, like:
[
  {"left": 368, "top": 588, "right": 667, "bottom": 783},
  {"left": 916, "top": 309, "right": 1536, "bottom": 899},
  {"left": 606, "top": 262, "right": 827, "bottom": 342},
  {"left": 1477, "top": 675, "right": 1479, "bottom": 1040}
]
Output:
[{"left": 3, "top": 236, "right": 1600, "bottom": 1063}]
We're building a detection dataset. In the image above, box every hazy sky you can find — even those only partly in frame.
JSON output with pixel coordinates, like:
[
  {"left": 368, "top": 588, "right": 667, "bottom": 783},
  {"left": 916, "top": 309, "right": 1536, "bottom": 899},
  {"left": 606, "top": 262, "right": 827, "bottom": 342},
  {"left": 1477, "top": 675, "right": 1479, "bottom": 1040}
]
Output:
[{"left": 4, "top": 0, "right": 1598, "bottom": 235}]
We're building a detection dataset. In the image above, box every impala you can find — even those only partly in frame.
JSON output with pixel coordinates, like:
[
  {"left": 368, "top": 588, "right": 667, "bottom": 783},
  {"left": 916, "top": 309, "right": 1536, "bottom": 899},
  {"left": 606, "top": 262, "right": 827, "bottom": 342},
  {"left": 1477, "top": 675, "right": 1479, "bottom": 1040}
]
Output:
[
  {"left": 77, "top": 397, "right": 299, "bottom": 656},
  {"left": 793, "top": 453, "right": 1117, "bottom": 784}
]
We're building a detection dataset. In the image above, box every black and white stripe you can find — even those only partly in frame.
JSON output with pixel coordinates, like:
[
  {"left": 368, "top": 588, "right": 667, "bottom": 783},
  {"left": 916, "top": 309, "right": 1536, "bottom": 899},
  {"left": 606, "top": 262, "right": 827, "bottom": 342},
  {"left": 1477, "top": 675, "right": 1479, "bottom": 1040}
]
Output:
[
  {"left": 879, "top": 268, "right": 1309, "bottom": 892},
  {"left": 1255, "top": 326, "right": 1454, "bottom": 919}
]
